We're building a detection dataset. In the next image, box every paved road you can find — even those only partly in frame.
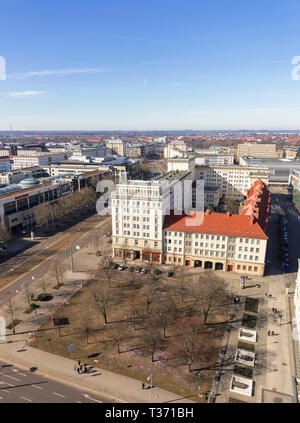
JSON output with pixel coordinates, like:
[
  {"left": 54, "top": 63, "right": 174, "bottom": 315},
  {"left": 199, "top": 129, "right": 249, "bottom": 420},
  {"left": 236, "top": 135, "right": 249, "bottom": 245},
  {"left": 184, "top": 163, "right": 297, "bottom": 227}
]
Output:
[
  {"left": 0, "top": 218, "right": 108, "bottom": 306},
  {"left": 0, "top": 359, "right": 114, "bottom": 403}
]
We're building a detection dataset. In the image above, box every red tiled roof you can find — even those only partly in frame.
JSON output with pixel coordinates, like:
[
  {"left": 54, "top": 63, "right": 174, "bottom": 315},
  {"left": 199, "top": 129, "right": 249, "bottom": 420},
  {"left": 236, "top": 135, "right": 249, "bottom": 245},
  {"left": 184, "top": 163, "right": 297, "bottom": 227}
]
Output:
[
  {"left": 164, "top": 212, "right": 268, "bottom": 239},
  {"left": 164, "top": 180, "right": 270, "bottom": 240}
]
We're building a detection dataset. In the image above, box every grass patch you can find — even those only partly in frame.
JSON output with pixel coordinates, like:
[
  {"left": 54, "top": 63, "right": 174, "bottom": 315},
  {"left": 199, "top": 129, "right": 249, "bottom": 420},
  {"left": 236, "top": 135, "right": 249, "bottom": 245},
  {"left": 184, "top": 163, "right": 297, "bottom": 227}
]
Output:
[
  {"left": 244, "top": 297, "right": 259, "bottom": 314},
  {"left": 233, "top": 365, "right": 253, "bottom": 378},
  {"left": 237, "top": 341, "right": 255, "bottom": 352},
  {"left": 242, "top": 313, "right": 257, "bottom": 329}
]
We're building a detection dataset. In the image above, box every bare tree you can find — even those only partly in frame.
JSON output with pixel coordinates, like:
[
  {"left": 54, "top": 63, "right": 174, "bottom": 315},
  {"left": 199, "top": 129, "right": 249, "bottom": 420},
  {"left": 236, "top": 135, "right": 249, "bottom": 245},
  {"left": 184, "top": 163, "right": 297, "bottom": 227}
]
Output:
[
  {"left": 7, "top": 299, "right": 16, "bottom": 325},
  {"left": 23, "top": 285, "right": 34, "bottom": 311},
  {"left": 92, "top": 285, "right": 112, "bottom": 324},
  {"left": 175, "top": 330, "right": 210, "bottom": 373},
  {"left": 102, "top": 258, "right": 114, "bottom": 288},
  {"left": 108, "top": 326, "right": 124, "bottom": 354},
  {"left": 51, "top": 261, "right": 64, "bottom": 288},
  {"left": 143, "top": 281, "right": 158, "bottom": 315},
  {"left": 153, "top": 295, "right": 178, "bottom": 338},
  {"left": 141, "top": 326, "right": 164, "bottom": 362},
  {"left": 178, "top": 267, "right": 190, "bottom": 303},
  {"left": 193, "top": 271, "right": 230, "bottom": 325},
  {"left": 39, "top": 278, "right": 51, "bottom": 297},
  {"left": 80, "top": 310, "right": 92, "bottom": 345}
]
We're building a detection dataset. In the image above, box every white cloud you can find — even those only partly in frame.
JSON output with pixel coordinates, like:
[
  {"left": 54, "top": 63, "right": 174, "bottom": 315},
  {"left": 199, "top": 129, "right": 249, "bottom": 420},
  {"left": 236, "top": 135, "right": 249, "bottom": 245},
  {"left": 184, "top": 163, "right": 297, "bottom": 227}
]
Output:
[
  {"left": 7, "top": 68, "right": 107, "bottom": 79},
  {"left": 8, "top": 91, "right": 46, "bottom": 97}
]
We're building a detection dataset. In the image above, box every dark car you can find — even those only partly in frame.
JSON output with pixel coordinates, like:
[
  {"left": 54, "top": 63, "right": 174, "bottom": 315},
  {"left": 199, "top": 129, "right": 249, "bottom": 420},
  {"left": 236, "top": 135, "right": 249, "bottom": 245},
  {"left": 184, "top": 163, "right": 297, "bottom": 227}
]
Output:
[
  {"left": 225, "top": 325, "right": 231, "bottom": 333},
  {"left": 154, "top": 269, "right": 162, "bottom": 275},
  {"left": 221, "top": 347, "right": 226, "bottom": 355},
  {"left": 167, "top": 271, "right": 174, "bottom": 277}
]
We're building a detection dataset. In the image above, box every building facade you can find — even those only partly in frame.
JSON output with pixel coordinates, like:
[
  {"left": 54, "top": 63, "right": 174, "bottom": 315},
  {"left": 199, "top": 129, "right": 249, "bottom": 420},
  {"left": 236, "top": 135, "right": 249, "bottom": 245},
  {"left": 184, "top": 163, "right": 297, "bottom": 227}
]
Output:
[
  {"left": 195, "top": 165, "right": 269, "bottom": 199},
  {"left": 237, "top": 143, "right": 277, "bottom": 161}
]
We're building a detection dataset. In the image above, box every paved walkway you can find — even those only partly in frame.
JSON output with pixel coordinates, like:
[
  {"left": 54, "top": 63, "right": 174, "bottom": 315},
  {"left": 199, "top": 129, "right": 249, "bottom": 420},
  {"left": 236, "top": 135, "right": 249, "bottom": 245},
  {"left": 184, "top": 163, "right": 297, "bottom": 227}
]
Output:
[{"left": 0, "top": 334, "right": 194, "bottom": 403}]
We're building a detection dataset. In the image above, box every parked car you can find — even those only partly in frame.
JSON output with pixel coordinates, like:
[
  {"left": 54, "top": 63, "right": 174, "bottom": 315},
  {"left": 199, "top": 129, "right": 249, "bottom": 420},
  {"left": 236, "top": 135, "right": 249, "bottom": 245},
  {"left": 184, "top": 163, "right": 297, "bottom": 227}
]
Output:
[
  {"left": 154, "top": 269, "right": 162, "bottom": 275},
  {"left": 118, "top": 265, "right": 125, "bottom": 271},
  {"left": 225, "top": 325, "right": 231, "bottom": 333},
  {"left": 135, "top": 267, "right": 141, "bottom": 273},
  {"left": 167, "top": 271, "right": 174, "bottom": 277},
  {"left": 221, "top": 347, "right": 226, "bottom": 355},
  {"left": 140, "top": 268, "right": 146, "bottom": 275}
]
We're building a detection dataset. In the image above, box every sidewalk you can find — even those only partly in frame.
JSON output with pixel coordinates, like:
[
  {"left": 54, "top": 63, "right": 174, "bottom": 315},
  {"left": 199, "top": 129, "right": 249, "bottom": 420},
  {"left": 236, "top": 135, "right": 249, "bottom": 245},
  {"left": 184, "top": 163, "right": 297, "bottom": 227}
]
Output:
[{"left": 0, "top": 336, "right": 194, "bottom": 403}]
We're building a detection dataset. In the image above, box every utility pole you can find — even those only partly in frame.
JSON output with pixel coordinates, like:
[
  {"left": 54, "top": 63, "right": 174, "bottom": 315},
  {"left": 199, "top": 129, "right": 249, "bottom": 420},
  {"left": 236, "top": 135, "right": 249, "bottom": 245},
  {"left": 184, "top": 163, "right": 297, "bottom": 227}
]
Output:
[{"left": 147, "top": 373, "right": 153, "bottom": 403}]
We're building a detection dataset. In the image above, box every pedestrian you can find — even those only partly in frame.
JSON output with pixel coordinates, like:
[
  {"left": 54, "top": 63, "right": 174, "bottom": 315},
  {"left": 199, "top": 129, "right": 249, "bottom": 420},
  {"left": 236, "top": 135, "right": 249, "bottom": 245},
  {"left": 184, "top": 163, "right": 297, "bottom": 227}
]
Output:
[
  {"left": 272, "top": 330, "right": 274, "bottom": 336},
  {"left": 265, "top": 293, "right": 268, "bottom": 297},
  {"left": 272, "top": 308, "right": 274, "bottom": 313},
  {"left": 77, "top": 367, "right": 80, "bottom": 375},
  {"left": 268, "top": 330, "right": 270, "bottom": 336},
  {"left": 34, "top": 308, "right": 37, "bottom": 315},
  {"left": 83, "top": 363, "right": 87, "bottom": 373},
  {"left": 74, "top": 365, "right": 77, "bottom": 373},
  {"left": 142, "top": 382, "right": 145, "bottom": 390},
  {"left": 78, "top": 360, "right": 81, "bottom": 366},
  {"left": 80, "top": 364, "right": 83, "bottom": 373}
]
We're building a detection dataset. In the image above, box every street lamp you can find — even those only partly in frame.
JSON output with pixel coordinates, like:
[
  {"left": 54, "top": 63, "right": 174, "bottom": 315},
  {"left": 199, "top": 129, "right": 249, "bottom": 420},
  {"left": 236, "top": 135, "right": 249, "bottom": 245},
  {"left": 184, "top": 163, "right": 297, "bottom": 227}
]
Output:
[{"left": 147, "top": 373, "right": 153, "bottom": 403}]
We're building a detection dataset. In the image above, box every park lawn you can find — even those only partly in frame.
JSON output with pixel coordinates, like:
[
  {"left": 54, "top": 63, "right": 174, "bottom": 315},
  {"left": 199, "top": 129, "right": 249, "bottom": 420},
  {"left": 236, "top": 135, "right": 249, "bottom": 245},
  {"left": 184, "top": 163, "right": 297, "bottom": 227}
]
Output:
[{"left": 30, "top": 269, "right": 231, "bottom": 402}]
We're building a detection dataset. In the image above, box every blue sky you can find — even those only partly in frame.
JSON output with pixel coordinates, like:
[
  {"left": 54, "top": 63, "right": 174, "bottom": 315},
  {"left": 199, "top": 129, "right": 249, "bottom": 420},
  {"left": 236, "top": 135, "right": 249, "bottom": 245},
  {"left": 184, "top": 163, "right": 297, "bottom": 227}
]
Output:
[{"left": 1, "top": 0, "right": 300, "bottom": 130}]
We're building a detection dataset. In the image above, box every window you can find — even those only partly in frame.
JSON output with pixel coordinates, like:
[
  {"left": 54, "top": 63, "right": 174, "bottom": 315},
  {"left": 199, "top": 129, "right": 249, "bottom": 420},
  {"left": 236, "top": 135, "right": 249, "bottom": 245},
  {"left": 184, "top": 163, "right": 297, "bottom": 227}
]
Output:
[
  {"left": 255, "top": 256, "right": 259, "bottom": 261},
  {"left": 254, "top": 267, "right": 258, "bottom": 272}
]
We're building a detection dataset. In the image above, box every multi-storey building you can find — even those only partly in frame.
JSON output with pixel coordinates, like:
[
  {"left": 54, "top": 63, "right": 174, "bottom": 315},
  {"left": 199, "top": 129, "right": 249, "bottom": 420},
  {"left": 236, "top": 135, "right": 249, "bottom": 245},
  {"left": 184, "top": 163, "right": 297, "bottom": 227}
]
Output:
[
  {"left": 240, "top": 156, "right": 300, "bottom": 185},
  {"left": 0, "top": 177, "right": 73, "bottom": 231},
  {"left": 163, "top": 180, "right": 270, "bottom": 276},
  {"left": 11, "top": 153, "right": 70, "bottom": 170},
  {"left": 164, "top": 141, "right": 187, "bottom": 159},
  {"left": 111, "top": 179, "right": 270, "bottom": 276},
  {"left": 194, "top": 152, "right": 234, "bottom": 166},
  {"left": 237, "top": 143, "right": 277, "bottom": 162},
  {"left": 195, "top": 165, "right": 269, "bottom": 199},
  {"left": 0, "top": 157, "right": 11, "bottom": 173},
  {"left": 105, "top": 139, "right": 126, "bottom": 156},
  {"left": 111, "top": 171, "right": 192, "bottom": 263}
]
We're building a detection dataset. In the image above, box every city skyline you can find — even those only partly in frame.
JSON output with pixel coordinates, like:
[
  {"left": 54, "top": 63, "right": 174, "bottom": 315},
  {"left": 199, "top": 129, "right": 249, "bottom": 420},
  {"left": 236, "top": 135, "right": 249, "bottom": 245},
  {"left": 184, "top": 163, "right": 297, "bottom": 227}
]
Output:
[{"left": 1, "top": 0, "right": 300, "bottom": 130}]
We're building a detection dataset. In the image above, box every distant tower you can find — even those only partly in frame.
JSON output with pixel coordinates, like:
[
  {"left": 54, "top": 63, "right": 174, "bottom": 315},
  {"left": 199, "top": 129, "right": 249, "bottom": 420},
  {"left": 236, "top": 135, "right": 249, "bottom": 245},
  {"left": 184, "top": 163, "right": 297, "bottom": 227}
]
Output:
[{"left": 10, "top": 124, "right": 13, "bottom": 138}]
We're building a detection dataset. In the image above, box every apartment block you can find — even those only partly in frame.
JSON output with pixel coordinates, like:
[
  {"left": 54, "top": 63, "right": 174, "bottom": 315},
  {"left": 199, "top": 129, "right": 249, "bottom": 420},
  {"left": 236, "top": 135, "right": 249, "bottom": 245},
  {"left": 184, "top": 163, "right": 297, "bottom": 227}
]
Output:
[
  {"left": 105, "top": 139, "right": 126, "bottom": 156},
  {"left": 237, "top": 143, "right": 277, "bottom": 161},
  {"left": 195, "top": 165, "right": 269, "bottom": 199}
]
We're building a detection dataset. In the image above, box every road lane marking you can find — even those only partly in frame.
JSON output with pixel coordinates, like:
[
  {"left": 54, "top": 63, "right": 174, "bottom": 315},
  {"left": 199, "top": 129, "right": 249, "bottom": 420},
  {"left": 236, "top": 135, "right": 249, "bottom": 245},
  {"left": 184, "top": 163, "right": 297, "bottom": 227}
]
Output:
[
  {"left": 1, "top": 390, "right": 9, "bottom": 393},
  {"left": 1, "top": 381, "right": 14, "bottom": 386},
  {"left": 53, "top": 392, "right": 65, "bottom": 398},
  {"left": 4, "top": 375, "right": 21, "bottom": 382},
  {"left": 82, "top": 394, "right": 102, "bottom": 403},
  {"left": 32, "top": 385, "right": 43, "bottom": 390},
  {"left": 20, "top": 396, "right": 32, "bottom": 402}
]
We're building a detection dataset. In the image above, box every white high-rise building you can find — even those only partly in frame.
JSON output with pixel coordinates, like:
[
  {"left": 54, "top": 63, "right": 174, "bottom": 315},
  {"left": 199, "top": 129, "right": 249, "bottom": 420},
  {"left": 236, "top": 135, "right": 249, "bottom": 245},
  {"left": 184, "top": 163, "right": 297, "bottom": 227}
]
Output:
[{"left": 111, "top": 171, "right": 192, "bottom": 263}]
